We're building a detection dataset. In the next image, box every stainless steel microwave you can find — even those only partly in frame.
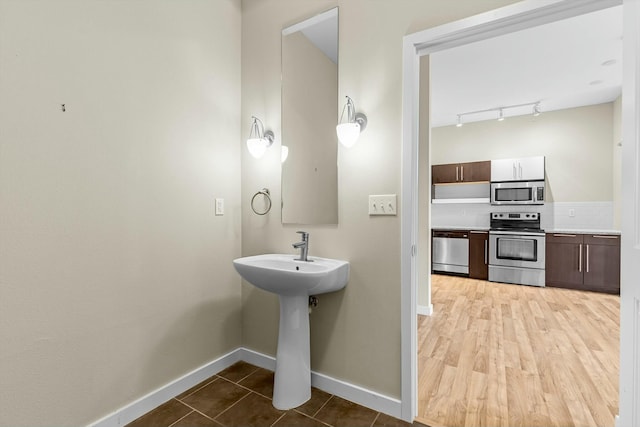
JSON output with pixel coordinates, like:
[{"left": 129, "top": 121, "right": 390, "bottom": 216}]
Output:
[{"left": 490, "top": 180, "right": 545, "bottom": 205}]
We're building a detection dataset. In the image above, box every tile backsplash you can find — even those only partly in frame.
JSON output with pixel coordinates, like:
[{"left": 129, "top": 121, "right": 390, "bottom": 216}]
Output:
[{"left": 431, "top": 201, "right": 615, "bottom": 231}]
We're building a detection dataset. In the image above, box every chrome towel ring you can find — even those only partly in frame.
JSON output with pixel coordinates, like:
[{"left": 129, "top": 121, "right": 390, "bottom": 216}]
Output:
[{"left": 251, "top": 188, "right": 272, "bottom": 215}]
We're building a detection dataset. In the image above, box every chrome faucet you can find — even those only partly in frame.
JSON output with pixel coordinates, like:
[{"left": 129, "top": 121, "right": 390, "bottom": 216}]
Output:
[{"left": 292, "top": 231, "right": 312, "bottom": 262}]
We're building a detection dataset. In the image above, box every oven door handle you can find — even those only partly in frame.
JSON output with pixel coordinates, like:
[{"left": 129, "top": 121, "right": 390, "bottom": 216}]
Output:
[{"left": 490, "top": 231, "right": 545, "bottom": 237}]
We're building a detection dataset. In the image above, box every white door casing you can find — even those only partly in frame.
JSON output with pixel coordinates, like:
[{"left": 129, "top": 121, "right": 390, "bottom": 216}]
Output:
[
  {"left": 400, "top": 0, "right": 638, "bottom": 424},
  {"left": 619, "top": 0, "right": 640, "bottom": 425}
]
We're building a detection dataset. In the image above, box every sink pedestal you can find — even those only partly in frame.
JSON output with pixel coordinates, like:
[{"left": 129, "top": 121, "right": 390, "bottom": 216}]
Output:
[
  {"left": 273, "top": 294, "right": 311, "bottom": 410},
  {"left": 232, "top": 254, "right": 349, "bottom": 410}
]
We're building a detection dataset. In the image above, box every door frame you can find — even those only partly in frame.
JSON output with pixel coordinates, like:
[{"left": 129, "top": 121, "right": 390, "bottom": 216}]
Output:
[{"left": 400, "top": 0, "right": 637, "bottom": 423}]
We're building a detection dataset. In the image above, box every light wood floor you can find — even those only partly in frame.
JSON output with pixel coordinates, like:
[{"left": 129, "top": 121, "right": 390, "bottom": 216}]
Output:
[{"left": 416, "top": 275, "right": 619, "bottom": 427}]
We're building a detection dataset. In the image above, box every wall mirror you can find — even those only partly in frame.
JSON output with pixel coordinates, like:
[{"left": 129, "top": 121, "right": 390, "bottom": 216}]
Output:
[{"left": 281, "top": 7, "right": 338, "bottom": 225}]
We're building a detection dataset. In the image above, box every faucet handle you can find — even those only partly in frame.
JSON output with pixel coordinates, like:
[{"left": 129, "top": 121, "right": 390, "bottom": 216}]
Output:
[{"left": 296, "top": 230, "right": 309, "bottom": 240}]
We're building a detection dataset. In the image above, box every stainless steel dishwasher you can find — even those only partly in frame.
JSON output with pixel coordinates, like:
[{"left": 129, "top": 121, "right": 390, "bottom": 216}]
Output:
[{"left": 432, "top": 230, "right": 469, "bottom": 275}]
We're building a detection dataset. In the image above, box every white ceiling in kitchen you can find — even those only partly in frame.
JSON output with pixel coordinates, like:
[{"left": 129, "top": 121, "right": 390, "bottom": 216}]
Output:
[{"left": 429, "top": 5, "right": 623, "bottom": 128}]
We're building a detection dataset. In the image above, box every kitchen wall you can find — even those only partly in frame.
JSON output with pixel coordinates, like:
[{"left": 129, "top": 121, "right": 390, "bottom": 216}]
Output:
[
  {"left": 431, "top": 102, "right": 618, "bottom": 230},
  {"left": 0, "top": 1, "right": 242, "bottom": 425},
  {"left": 241, "top": 0, "right": 518, "bottom": 400}
]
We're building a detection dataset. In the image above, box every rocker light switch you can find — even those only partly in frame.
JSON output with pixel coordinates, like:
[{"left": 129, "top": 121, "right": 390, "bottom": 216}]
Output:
[
  {"left": 369, "top": 194, "right": 397, "bottom": 216},
  {"left": 215, "top": 198, "right": 224, "bottom": 216}
]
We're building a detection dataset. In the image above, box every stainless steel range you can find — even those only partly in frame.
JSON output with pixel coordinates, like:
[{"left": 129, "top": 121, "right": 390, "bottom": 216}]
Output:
[{"left": 488, "top": 212, "right": 545, "bottom": 287}]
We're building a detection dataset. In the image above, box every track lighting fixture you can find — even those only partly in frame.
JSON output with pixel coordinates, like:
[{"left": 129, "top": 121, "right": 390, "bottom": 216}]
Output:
[{"left": 455, "top": 101, "right": 542, "bottom": 127}]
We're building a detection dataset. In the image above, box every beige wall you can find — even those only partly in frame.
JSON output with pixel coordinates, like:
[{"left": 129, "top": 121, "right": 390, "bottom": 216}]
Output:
[
  {"left": 431, "top": 103, "right": 615, "bottom": 203},
  {"left": 0, "top": 1, "right": 242, "bottom": 425},
  {"left": 241, "top": 0, "right": 518, "bottom": 399}
]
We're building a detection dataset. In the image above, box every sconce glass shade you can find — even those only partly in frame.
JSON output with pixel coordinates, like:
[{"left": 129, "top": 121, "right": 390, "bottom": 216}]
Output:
[
  {"left": 336, "top": 96, "right": 367, "bottom": 148},
  {"left": 246, "top": 116, "right": 274, "bottom": 159},
  {"left": 336, "top": 122, "right": 361, "bottom": 148},
  {"left": 281, "top": 145, "right": 289, "bottom": 163},
  {"left": 247, "top": 138, "right": 270, "bottom": 158}
]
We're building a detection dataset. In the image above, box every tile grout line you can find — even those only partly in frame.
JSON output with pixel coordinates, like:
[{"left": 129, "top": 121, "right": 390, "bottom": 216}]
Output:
[
  {"left": 269, "top": 411, "right": 288, "bottom": 427},
  {"left": 311, "top": 394, "right": 334, "bottom": 419},
  {"left": 211, "top": 390, "right": 253, "bottom": 421},
  {"left": 227, "top": 365, "right": 260, "bottom": 384},
  {"left": 175, "top": 377, "right": 218, "bottom": 402},
  {"left": 174, "top": 400, "right": 220, "bottom": 423},
  {"left": 291, "top": 409, "right": 335, "bottom": 427},
  {"left": 166, "top": 409, "right": 194, "bottom": 427},
  {"left": 369, "top": 411, "right": 381, "bottom": 427}
]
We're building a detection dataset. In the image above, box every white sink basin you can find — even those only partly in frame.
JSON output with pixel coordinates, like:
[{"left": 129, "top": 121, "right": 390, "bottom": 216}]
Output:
[
  {"left": 233, "top": 254, "right": 349, "bottom": 296},
  {"left": 233, "top": 253, "right": 349, "bottom": 411}
]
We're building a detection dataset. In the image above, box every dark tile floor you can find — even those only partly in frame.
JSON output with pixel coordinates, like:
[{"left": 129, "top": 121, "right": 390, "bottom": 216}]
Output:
[{"left": 126, "top": 361, "right": 429, "bottom": 427}]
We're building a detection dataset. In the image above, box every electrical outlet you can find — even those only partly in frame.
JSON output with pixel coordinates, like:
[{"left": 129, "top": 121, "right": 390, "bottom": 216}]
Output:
[
  {"left": 215, "top": 198, "right": 224, "bottom": 216},
  {"left": 369, "top": 194, "right": 397, "bottom": 216}
]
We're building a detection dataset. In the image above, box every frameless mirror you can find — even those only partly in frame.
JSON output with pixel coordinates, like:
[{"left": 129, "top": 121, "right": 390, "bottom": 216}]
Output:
[{"left": 281, "top": 8, "right": 338, "bottom": 225}]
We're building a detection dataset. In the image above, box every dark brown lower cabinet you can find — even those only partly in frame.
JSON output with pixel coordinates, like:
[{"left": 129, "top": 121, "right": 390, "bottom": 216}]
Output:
[
  {"left": 469, "top": 231, "right": 489, "bottom": 280},
  {"left": 546, "top": 233, "right": 620, "bottom": 294}
]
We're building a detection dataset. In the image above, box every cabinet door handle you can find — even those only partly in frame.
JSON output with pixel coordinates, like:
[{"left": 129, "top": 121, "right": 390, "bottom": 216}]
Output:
[
  {"left": 554, "top": 234, "right": 577, "bottom": 237},
  {"left": 461, "top": 165, "right": 464, "bottom": 181},
  {"left": 578, "top": 244, "right": 582, "bottom": 272},
  {"left": 586, "top": 244, "right": 590, "bottom": 273},
  {"left": 484, "top": 240, "right": 488, "bottom": 265},
  {"left": 513, "top": 163, "right": 517, "bottom": 179},
  {"left": 592, "top": 235, "right": 618, "bottom": 239},
  {"left": 456, "top": 166, "right": 459, "bottom": 181},
  {"left": 519, "top": 163, "right": 522, "bottom": 179}
]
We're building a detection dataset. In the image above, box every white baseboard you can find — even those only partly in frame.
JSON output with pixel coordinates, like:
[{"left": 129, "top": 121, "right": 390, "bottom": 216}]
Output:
[
  {"left": 88, "top": 349, "right": 242, "bottom": 427},
  {"left": 417, "top": 304, "right": 433, "bottom": 316},
  {"left": 239, "top": 348, "right": 402, "bottom": 420},
  {"left": 87, "top": 347, "right": 402, "bottom": 426}
]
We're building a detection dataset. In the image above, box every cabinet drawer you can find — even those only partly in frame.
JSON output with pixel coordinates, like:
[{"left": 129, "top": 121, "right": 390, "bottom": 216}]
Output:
[
  {"left": 546, "top": 233, "right": 583, "bottom": 244},
  {"left": 469, "top": 231, "right": 489, "bottom": 240},
  {"left": 584, "top": 234, "right": 620, "bottom": 246}
]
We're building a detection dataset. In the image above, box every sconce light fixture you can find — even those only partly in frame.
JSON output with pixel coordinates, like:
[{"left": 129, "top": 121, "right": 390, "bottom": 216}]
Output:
[
  {"left": 246, "top": 116, "right": 275, "bottom": 159},
  {"left": 336, "top": 96, "right": 368, "bottom": 148},
  {"left": 281, "top": 145, "right": 289, "bottom": 163}
]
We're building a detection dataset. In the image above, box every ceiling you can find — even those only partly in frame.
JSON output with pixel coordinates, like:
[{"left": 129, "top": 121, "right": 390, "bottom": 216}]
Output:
[{"left": 429, "top": 5, "right": 623, "bottom": 128}]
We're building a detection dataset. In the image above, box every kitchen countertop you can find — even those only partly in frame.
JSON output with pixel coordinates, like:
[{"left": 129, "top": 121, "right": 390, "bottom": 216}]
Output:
[
  {"left": 545, "top": 229, "right": 621, "bottom": 235},
  {"left": 432, "top": 226, "right": 490, "bottom": 231},
  {"left": 432, "top": 226, "right": 620, "bottom": 235}
]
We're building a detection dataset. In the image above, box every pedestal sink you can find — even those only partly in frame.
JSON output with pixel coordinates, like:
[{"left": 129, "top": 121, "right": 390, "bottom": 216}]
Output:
[{"left": 233, "top": 254, "right": 349, "bottom": 410}]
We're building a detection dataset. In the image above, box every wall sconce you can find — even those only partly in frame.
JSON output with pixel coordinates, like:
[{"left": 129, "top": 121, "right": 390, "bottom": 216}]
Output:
[
  {"left": 336, "top": 96, "right": 368, "bottom": 148},
  {"left": 246, "top": 116, "right": 275, "bottom": 159},
  {"left": 281, "top": 145, "right": 289, "bottom": 163}
]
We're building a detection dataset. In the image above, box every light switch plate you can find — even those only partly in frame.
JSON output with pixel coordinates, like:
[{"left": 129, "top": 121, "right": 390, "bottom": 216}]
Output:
[
  {"left": 215, "top": 198, "right": 224, "bottom": 216},
  {"left": 369, "top": 194, "right": 397, "bottom": 216}
]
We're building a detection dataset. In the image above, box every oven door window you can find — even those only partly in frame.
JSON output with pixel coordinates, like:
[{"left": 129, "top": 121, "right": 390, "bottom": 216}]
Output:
[
  {"left": 496, "top": 237, "right": 537, "bottom": 261},
  {"left": 494, "top": 187, "right": 532, "bottom": 202}
]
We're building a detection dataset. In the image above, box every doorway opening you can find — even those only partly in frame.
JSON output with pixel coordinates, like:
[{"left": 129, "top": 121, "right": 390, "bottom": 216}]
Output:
[{"left": 400, "top": 0, "right": 637, "bottom": 425}]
